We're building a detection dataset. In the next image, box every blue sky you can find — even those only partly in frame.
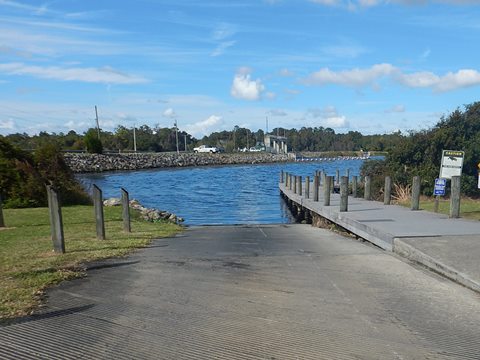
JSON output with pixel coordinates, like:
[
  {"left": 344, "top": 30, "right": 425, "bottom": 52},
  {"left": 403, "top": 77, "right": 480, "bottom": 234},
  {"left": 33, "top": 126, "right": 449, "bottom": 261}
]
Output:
[{"left": 1, "top": 0, "right": 480, "bottom": 138}]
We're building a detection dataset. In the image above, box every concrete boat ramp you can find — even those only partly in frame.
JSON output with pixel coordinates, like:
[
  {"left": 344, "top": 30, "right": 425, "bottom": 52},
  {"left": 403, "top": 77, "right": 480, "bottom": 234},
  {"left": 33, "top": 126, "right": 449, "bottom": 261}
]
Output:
[{"left": 279, "top": 182, "right": 480, "bottom": 293}]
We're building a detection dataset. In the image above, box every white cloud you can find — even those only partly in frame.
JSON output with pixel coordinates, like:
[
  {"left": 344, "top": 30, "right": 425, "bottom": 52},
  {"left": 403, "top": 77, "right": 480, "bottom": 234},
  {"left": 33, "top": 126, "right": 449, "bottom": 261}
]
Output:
[
  {"left": 0, "top": 62, "right": 148, "bottom": 84},
  {"left": 397, "top": 71, "right": 439, "bottom": 88},
  {"left": 0, "top": 118, "right": 15, "bottom": 129},
  {"left": 310, "top": 0, "right": 480, "bottom": 8},
  {"left": 324, "top": 115, "right": 348, "bottom": 128},
  {"left": 385, "top": 104, "right": 406, "bottom": 113},
  {"left": 303, "top": 63, "right": 395, "bottom": 87},
  {"left": 435, "top": 69, "right": 480, "bottom": 91},
  {"left": 212, "top": 23, "right": 237, "bottom": 41},
  {"left": 304, "top": 63, "right": 480, "bottom": 92},
  {"left": 211, "top": 23, "right": 236, "bottom": 57},
  {"left": 163, "top": 108, "right": 176, "bottom": 118},
  {"left": 307, "top": 106, "right": 349, "bottom": 128},
  {"left": 184, "top": 115, "right": 224, "bottom": 138},
  {"left": 211, "top": 40, "right": 236, "bottom": 57},
  {"left": 397, "top": 69, "right": 480, "bottom": 92},
  {"left": 230, "top": 70, "right": 265, "bottom": 101},
  {"left": 420, "top": 48, "right": 431, "bottom": 61}
]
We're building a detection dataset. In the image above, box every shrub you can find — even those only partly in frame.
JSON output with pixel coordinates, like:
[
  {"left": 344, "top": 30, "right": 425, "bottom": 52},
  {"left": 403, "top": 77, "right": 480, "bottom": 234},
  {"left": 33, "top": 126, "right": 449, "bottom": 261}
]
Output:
[
  {"left": 84, "top": 130, "right": 103, "bottom": 154},
  {"left": 0, "top": 137, "right": 91, "bottom": 208}
]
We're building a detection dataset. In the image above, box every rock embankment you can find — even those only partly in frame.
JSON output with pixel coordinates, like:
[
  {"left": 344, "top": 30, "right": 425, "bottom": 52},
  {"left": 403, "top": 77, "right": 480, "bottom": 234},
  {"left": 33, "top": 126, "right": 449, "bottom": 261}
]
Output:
[
  {"left": 103, "top": 198, "right": 184, "bottom": 224},
  {"left": 64, "top": 152, "right": 290, "bottom": 173}
]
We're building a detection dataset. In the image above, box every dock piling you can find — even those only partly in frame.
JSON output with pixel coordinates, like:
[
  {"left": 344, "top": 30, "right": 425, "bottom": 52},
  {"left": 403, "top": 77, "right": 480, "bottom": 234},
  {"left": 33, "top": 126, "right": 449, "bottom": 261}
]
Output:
[
  {"left": 305, "top": 176, "right": 310, "bottom": 199},
  {"left": 340, "top": 176, "right": 348, "bottom": 212},
  {"left": 324, "top": 176, "right": 332, "bottom": 206},
  {"left": 352, "top": 176, "right": 358, "bottom": 198},
  {"left": 313, "top": 175, "right": 319, "bottom": 202}
]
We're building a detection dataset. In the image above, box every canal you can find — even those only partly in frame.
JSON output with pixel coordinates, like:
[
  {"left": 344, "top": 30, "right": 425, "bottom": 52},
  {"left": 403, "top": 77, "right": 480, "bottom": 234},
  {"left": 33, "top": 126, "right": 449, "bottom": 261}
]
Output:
[{"left": 77, "top": 159, "right": 366, "bottom": 225}]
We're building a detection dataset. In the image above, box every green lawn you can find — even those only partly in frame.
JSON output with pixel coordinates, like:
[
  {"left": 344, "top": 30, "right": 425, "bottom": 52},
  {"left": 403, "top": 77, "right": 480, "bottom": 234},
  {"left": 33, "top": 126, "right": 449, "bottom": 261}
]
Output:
[
  {"left": 0, "top": 205, "right": 182, "bottom": 322},
  {"left": 397, "top": 197, "right": 480, "bottom": 221}
]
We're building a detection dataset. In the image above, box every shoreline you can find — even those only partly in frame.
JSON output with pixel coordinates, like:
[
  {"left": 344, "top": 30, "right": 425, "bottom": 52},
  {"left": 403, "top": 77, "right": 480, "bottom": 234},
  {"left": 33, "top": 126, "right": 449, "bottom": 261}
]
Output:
[{"left": 64, "top": 152, "right": 292, "bottom": 173}]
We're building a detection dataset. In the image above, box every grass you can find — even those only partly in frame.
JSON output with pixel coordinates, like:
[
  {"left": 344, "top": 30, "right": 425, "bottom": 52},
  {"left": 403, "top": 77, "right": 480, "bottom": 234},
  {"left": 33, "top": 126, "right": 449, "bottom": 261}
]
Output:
[
  {"left": 0, "top": 205, "right": 182, "bottom": 322},
  {"left": 396, "top": 196, "right": 480, "bottom": 221}
]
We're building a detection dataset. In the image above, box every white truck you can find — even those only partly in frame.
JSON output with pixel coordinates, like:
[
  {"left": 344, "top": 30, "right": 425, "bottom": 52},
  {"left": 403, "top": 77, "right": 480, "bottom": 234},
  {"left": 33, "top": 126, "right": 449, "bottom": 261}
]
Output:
[{"left": 193, "top": 145, "right": 219, "bottom": 153}]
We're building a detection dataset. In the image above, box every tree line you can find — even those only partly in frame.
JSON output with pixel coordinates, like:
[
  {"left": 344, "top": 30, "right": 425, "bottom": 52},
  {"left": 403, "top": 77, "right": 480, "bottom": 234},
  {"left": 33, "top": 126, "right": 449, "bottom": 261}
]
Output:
[
  {"left": 3, "top": 124, "right": 401, "bottom": 154},
  {"left": 361, "top": 101, "right": 480, "bottom": 198}
]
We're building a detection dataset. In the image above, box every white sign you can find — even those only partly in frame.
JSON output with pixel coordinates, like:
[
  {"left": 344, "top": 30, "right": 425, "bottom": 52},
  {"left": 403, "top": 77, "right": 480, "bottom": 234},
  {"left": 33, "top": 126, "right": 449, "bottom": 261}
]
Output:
[{"left": 440, "top": 150, "right": 464, "bottom": 179}]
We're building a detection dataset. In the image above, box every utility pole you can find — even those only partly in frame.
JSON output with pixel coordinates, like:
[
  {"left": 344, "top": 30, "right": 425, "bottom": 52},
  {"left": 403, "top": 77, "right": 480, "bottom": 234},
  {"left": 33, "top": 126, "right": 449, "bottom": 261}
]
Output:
[
  {"left": 95, "top": 105, "right": 100, "bottom": 139},
  {"left": 174, "top": 119, "right": 179, "bottom": 154}
]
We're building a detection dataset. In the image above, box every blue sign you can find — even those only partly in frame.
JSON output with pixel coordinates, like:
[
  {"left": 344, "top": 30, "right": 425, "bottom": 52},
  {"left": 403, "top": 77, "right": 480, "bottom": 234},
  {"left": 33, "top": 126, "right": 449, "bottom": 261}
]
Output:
[{"left": 434, "top": 178, "right": 446, "bottom": 196}]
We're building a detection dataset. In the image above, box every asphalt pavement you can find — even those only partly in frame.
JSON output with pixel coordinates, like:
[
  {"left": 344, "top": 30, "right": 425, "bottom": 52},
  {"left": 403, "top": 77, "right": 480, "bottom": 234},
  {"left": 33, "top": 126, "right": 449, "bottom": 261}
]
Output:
[{"left": 1, "top": 225, "right": 479, "bottom": 359}]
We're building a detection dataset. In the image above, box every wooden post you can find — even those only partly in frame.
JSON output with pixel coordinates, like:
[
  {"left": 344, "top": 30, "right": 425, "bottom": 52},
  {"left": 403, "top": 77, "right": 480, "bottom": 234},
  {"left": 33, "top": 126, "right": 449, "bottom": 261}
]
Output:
[
  {"left": 322, "top": 172, "right": 326, "bottom": 188},
  {"left": 352, "top": 176, "right": 358, "bottom": 198},
  {"left": 433, "top": 196, "right": 440, "bottom": 213},
  {"left": 450, "top": 176, "right": 461, "bottom": 218},
  {"left": 93, "top": 184, "right": 106, "bottom": 240},
  {"left": 280, "top": 170, "right": 284, "bottom": 184},
  {"left": 324, "top": 176, "right": 331, "bottom": 206},
  {"left": 364, "top": 176, "right": 372, "bottom": 200},
  {"left": 0, "top": 194, "right": 5, "bottom": 228},
  {"left": 384, "top": 176, "right": 392, "bottom": 205},
  {"left": 121, "top": 188, "right": 131, "bottom": 233},
  {"left": 289, "top": 174, "right": 293, "bottom": 190},
  {"left": 330, "top": 176, "right": 335, "bottom": 194},
  {"left": 318, "top": 171, "right": 322, "bottom": 186},
  {"left": 340, "top": 176, "right": 348, "bottom": 212},
  {"left": 345, "top": 168, "right": 350, "bottom": 182},
  {"left": 46, "top": 185, "right": 65, "bottom": 253},
  {"left": 285, "top": 172, "right": 289, "bottom": 187},
  {"left": 297, "top": 175, "right": 302, "bottom": 196},
  {"left": 305, "top": 176, "right": 310, "bottom": 199},
  {"left": 411, "top": 176, "right": 421, "bottom": 211},
  {"left": 313, "top": 175, "right": 319, "bottom": 202},
  {"left": 335, "top": 169, "right": 340, "bottom": 185}
]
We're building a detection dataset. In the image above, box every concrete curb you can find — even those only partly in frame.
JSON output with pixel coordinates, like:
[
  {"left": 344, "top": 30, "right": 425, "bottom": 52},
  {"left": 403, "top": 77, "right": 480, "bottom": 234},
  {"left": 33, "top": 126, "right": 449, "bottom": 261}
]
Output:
[{"left": 393, "top": 238, "right": 480, "bottom": 293}]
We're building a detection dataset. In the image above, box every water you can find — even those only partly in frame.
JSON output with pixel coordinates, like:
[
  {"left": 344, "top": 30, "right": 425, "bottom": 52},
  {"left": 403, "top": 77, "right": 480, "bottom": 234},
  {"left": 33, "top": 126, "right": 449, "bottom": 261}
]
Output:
[{"left": 77, "top": 159, "right": 366, "bottom": 225}]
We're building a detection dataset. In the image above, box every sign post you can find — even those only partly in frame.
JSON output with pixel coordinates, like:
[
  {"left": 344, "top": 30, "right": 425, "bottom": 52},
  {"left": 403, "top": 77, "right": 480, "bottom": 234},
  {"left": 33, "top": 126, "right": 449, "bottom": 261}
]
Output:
[
  {"left": 440, "top": 150, "right": 464, "bottom": 179},
  {"left": 436, "top": 150, "right": 464, "bottom": 213},
  {"left": 478, "top": 162, "right": 480, "bottom": 189},
  {"left": 433, "top": 178, "right": 446, "bottom": 212}
]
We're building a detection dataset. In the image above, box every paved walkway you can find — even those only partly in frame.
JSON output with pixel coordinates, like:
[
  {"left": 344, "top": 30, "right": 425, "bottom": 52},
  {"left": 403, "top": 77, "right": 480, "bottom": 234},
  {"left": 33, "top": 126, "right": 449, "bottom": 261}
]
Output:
[
  {"left": 280, "top": 182, "right": 480, "bottom": 292},
  {"left": 1, "top": 225, "right": 480, "bottom": 359}
]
